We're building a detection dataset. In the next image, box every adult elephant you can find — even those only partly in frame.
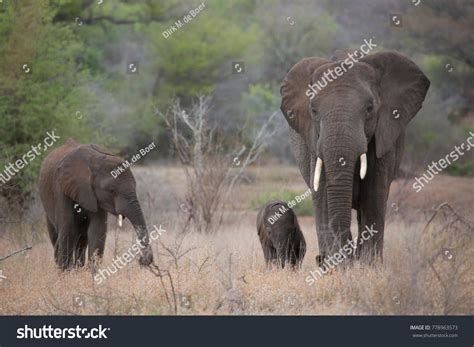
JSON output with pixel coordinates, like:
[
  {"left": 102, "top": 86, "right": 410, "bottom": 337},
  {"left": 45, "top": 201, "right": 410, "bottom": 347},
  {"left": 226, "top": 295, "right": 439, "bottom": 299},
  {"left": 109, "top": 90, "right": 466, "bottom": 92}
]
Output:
[
  {"left": 280, "top": 51, "right": 430, "bottom": 263},
  {"left": 39, "top": 138, "right": 153, "bottom": 270}
]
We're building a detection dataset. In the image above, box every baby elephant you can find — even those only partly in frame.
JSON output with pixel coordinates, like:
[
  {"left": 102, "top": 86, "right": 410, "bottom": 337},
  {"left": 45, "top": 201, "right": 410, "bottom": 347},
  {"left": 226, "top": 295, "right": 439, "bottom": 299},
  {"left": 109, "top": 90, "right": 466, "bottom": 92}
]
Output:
[{"left": 257, "top": 200, "right": 306, "bottom": 269}]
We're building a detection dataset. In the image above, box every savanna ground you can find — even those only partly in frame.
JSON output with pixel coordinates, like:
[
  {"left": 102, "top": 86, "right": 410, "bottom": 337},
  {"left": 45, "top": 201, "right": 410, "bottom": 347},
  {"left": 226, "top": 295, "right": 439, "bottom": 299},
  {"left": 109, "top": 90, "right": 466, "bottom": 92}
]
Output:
[{"left": 0, "top": 165, "right": 473, "bottom": 315}]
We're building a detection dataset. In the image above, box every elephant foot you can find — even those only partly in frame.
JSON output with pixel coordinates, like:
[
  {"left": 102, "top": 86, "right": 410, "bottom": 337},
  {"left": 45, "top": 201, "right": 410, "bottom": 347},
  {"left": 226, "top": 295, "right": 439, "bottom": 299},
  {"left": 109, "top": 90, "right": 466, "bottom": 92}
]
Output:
[
  {"left": 56, "top": 255, "right": 75, "bottom": 271},
  {"left": 355, "top": 248, "right": 380, "bottom": 265},
  {"left": 315, "top": 253, "right": 354, "bottom": 274},
  {"left": 139, "top": 246, "right": 153, "bottom": 266},
  {"left": 315, "top": 254, "right": 326, "bottom": 267}
]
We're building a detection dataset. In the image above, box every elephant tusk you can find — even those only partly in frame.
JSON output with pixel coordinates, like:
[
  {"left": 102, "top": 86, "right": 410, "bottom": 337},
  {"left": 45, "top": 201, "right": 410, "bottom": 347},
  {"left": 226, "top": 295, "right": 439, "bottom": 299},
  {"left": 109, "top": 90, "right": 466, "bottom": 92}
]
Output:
[
  {"left": 360, "top": 153, "right": 367, "bottom": 180},
  {"left": 313, "top": 157, "right": 323, "bottom": 192},
  {"left": 118, "top": 214, "right": 123, "bottom": 227}
]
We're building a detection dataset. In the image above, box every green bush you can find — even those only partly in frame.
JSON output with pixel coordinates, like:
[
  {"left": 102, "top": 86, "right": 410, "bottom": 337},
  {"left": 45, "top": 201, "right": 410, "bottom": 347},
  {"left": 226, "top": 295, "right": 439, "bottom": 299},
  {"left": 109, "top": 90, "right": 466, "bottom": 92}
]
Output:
[
  {"left": 0, "top": 2, "right": 93, "bottom": 201},
  {"left": 250, "top": 189, "right": 314, "bottom": 217},
  {"left": 446, "top": 162, "right": 474, "bottom": 177}
]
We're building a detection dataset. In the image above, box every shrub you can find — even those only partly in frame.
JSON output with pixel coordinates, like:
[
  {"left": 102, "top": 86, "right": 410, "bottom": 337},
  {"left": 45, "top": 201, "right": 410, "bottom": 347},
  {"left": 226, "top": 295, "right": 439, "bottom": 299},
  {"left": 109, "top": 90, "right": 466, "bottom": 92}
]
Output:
[
  {"left": 250, "top": 189, "right": 314, "bottom": 216},
  {"left": 446, "top": 162, "right": 474, "bottom": 177}
]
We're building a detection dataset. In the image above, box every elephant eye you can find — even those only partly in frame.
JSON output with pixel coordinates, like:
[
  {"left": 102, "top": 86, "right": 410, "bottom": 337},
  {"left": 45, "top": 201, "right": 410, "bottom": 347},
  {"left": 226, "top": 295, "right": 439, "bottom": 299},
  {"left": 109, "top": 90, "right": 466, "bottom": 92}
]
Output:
[{"left": 366, "top": 104, "right": 374, "bottom": 114}]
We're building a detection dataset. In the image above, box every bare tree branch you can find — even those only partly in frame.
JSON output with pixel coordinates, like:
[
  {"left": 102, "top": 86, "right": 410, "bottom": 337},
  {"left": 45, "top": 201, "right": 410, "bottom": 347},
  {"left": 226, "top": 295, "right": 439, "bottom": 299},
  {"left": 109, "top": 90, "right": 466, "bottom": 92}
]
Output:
[
  {"left": 0, "top": 246, "right": 32, "bottom": 262},
  {"left": 158, "top": 97, "right": 280, "bottom": 233}
]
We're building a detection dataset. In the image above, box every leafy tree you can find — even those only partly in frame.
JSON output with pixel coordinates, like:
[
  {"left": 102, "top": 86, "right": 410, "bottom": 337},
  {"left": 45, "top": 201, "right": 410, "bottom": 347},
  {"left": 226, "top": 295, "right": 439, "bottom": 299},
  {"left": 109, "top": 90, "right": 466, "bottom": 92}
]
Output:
[
  {"left": 150, "top": 1, "right": 260, "bottom": 105},
  {"left": 0, "top": 0, "right": 93, "bottom": 201}
]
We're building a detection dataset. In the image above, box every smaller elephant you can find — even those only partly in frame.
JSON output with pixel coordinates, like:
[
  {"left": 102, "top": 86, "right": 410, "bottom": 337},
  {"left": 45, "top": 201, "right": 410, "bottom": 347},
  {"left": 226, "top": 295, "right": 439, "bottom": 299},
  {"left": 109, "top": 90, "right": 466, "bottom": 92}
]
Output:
[
  {"left": 38, "top": 138, "right": 153, "bottom": 270},
  {"left": 257, "top": 200, "right": 306, "bottom": 268}
]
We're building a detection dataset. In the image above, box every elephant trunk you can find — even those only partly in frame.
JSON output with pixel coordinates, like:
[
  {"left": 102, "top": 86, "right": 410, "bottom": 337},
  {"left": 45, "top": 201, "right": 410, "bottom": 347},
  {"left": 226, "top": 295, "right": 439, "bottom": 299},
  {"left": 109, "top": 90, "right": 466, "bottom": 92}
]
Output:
[
  {"left": 319, "top": 142, "right": 357, "bottom": 257},
  {"left": 325, "top": 167, "right": 354, "bottom": 251},
  {"left": 122, "top": 198, "right": 154, "bottom": 266}
]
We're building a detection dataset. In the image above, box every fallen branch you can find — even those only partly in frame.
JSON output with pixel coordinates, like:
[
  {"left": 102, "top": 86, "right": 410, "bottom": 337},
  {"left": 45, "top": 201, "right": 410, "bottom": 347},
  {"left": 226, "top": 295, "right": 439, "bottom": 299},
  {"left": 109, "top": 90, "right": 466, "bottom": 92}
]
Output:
[
  {"left": 147, "top": 263, "right": 178, "bottom": 315},
  {"left": 422, "top": 202, "right": 473, "bottom": 234},
  {"left": 0, "top": 246, "right": 32, "bottom": 262}
]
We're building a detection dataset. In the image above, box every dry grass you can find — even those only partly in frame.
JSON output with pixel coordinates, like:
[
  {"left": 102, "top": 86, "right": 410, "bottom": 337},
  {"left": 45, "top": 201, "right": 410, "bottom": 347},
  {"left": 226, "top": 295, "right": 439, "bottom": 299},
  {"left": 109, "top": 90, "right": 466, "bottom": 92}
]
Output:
[{"left": 0, "top": 165, "right": 472, "bottom": 315}]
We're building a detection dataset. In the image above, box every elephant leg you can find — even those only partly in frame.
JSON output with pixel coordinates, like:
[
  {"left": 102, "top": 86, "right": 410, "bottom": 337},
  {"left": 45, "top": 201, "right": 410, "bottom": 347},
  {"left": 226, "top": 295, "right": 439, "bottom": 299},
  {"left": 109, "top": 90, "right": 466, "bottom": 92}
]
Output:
[
  {"left": 282, "top": 236, "right": 300, "bottom": 268},
  {"left": 54, "top": 196, "right": 81, "bottom": 270},
  {"left": 46, "top": 219, "right": 62, "bottom": 266},
  {"left": 357, "top": 136, "right": 403, "bottom": 262},
  {"left": 72, "top": 204, "right": 91, "bottom": 268},
  {"left": 356, "top": 204, "right": 385, "bottom": 263},
  {"left": 275, "top": 250, "right": 285, "bottom": 268},
  {"left": 74, "top": 228, "right": 88, "bottom": 268},
  {"left": 46, "top": 218, "right": 57, "bottom": 245},
  {"left": 263, "top": 243, "right": 278, "bottom": 267},
  {"left": 356, "top": 153, "right": 391, "bottom": 263},
  {"left": 356, "top": 208, "right": 371, "bottom": 260},
  {"left": 87, "top": 210, "right": 107, "bottom": 268},
  {"left": 288, "top": 244, "right": 300, "bottom": 269},
  {"left": 290, "top": 236, "right": 306, "bottom": 269},
  {"left": 277, "top": 244, "right": 287, "bottom": 268},
  {"left": 356, "top": 207, "right": 366, "bottom": 253},
  {"left": 266, "top": 246, "right": 276, "bottom": 266},
  {"left": 356, "top": 209, "right": 364, "bottom": 253},
  {"left": 288, "top": 244, "right": 297, "bottom": 268},
  {"left": 56, "top": 222, "right": 80, "bottom": 270}
]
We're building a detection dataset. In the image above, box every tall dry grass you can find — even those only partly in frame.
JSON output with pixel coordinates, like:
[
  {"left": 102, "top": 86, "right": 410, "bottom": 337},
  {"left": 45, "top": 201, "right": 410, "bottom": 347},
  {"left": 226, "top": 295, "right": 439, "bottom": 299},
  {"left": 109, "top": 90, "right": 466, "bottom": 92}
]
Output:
[{"left": 0, "top": 166, "right": 472, "bottom": 315}]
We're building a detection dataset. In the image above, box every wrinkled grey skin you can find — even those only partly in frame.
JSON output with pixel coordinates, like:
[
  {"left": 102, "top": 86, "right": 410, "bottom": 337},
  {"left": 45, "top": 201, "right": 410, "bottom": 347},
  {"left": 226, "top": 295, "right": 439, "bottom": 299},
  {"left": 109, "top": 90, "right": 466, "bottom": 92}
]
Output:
[
  {"left": 280, "top": 51, "right": 430, "bottom": 264},
  {"left": 257, "top": 200, "right": 306, "bottom": 268},
  {"left": 39, "top": 138, "right": 153, "bottom": 270}
]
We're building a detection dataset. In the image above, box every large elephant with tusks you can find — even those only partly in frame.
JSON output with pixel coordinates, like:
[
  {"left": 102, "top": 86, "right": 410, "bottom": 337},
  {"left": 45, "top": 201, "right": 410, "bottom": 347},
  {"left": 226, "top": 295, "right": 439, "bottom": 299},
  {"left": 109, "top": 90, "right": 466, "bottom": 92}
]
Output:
[{"left": 280, "top": 51, "right": 430, "bottom": 264}]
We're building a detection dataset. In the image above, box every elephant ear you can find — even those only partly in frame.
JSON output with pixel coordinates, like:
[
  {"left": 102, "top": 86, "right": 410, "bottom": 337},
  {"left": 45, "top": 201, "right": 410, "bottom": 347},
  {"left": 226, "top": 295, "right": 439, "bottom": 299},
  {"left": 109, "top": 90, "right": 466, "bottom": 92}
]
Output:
[
  {"left": 361, "top": 52, "right": 430, "bottom": 158},
  {"left": 280, "top": 57, "right": 330, "bottom": 141},
  {"left": 58, "top": 150, "right": 98, "bottom": 212}
]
